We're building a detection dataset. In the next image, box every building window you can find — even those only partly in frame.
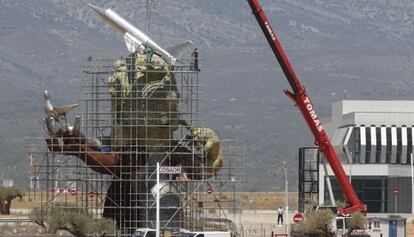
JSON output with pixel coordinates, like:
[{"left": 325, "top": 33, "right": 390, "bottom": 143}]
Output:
[
  {"left": 366, "top": 127, "right": 371, "bottom": 162},
  {"left": 374, "top": 221, "right": 380, "bottom": 229},
  {"left": 386, "top": 127, "right": 392, "bottom": 163},
  {"left": 376, "top": 127, "right": 381, "bottom": 163},
  {"left": 354, "top": 128, "right": 360, "bottom": 163},
  {"left": 327, "top": 176, "right": 388, "bottom": 213},
  {"left": 408, "top": 128, "right": 413, "bottom": 163},
  {"left": 397, "top": 127, "right": 402, "bottom": 164}
]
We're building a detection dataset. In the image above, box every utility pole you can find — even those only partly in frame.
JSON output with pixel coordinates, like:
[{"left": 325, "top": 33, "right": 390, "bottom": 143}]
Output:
[
  {"left": 145, "top": 0, "right": 151, "bottom": 32},
  {"left": 156, "top": 162, "right": 160, "bottom": 237},
  {"left": 411, "top": 153, "right": 414, "bottom": 214},
  {"left": 349, "top": 151, "right": 353, "bottom": 183},
  {"left": 284, "top": 161, "right": 289, "bottom": 235}
]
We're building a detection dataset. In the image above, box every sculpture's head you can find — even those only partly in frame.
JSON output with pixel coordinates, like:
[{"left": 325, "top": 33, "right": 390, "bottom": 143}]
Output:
[
  {"left": 44, "top": 90, "right": 50, "bottom": 100},
  {"left": 114, "top": 59, "right": 126, "bottom": 72}
]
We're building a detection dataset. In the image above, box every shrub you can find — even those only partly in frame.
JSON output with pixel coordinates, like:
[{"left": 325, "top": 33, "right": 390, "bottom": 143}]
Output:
[
  {"left": 292, "top": 209, "right": 334, "bottom": 237},
  {"left": 0, "top": 186, "right": 24, "bottom": 215},
  {"left": 346, "top": 212, "right": 367, "bottom": 236},
  {"left": 30, "top": 206, "right": 116, "bottom": 237}
]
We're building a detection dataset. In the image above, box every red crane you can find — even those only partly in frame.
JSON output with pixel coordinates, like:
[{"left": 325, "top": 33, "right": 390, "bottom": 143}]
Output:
[{"left": 246, "top": 0, "right": 366, "bottom": 215}]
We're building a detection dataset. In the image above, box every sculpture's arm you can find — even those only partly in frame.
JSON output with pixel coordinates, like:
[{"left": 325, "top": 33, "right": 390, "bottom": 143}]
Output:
[
  {"left": 190, "top": 126, "right": 224, "bottom": 178},
  {"left": 46, "top": 138, "right": 119, "bottom": 175}
]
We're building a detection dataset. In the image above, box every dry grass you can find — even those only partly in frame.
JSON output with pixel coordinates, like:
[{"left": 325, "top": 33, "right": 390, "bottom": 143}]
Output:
[
  {"left": 14, "top": 192, "right": 298, "bottom": 211},
  {"left": 237, "top": 192, "right": 298, "bottom": 210},
  {"left": 408, "top": 222, "right": 414, "bottom": 237}
]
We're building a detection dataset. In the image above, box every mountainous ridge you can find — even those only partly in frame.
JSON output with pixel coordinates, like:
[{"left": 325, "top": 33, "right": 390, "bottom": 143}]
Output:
[{"left": 1, "top": 0, "right": 414, "bottom": 190}]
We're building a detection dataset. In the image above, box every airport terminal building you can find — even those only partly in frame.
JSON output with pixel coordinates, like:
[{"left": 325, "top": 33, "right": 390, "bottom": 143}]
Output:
[{"left": 317, "top": 100, "right": 413, "bottom": 213}]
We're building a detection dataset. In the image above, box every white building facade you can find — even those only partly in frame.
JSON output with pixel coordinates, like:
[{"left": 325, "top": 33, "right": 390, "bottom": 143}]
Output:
[{"left": 319, "top": 100, "right": 413, "bottom": 213}]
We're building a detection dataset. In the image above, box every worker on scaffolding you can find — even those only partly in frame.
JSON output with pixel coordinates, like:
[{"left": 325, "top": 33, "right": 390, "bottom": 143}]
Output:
[{"left": 191, "top": 48, "right": 200, "bottom": 72}]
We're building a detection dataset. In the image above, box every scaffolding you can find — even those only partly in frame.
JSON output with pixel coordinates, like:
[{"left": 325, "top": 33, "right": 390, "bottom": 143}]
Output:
[
  {"left": 28, "top": 53, "right": 244, "bottom": 235},
  {"left": 298, "top": 147, "right": 320, "bottom": 213}
]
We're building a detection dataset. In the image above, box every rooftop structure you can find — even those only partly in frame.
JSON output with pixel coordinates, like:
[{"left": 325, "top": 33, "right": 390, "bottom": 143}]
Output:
[{"left": 318, "top": 100, "right": 414, "bottom": 213}]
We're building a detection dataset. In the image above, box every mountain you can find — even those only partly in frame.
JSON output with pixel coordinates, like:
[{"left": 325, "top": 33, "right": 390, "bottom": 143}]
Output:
[{"left": 1, "top": 0, "right": 414, "bottom": 191}]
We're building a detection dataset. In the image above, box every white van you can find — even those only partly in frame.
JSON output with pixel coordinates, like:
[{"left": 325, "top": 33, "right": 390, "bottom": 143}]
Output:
[
  {"left": 132, "top": 228, "right": 156, "bottom": 237},
  {"left": 132, "top": 228, "right": 231, "bottom": 237},
  {"left": 181, "top": 231, "right": 231, "bottom": 237}
]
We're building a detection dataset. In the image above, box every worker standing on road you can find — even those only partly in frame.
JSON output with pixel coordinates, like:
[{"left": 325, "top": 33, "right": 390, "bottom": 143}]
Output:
[{"left": 277, "top": 206, "right": 284, "bottom": 225}]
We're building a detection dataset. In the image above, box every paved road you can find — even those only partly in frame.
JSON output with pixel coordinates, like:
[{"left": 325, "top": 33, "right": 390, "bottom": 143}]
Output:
[{"left": 235, "top": 210, "right": 291, "bottom": 237}]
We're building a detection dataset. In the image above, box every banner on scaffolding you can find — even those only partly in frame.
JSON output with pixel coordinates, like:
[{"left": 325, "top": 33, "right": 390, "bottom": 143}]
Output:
[{"left": 159, "top": 166, "right": 182, "bottom": 174}]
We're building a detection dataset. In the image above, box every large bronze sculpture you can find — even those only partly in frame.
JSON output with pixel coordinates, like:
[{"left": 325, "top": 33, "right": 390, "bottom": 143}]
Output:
[{"left": 43, "top": 38, "right": 223, "bottom": 233}]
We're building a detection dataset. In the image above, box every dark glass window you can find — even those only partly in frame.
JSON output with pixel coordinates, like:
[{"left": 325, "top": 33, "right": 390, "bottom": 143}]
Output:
[
  {"left": 365, "top": 127, "right": 371, "bottom": 163},
  {"left": 376, "top": 127, "right": 381, "bottom": 163},
  {"left": 352, "top": 179, "right": 363, "bottom": 190},
  {"left": 337, "top": 219, "right": 344, "bottom": 229},
  {"left": 396, "top": 127, "right": 402, "bottom": 164},
  {"left": 366, "top": 201, "right": 382, "bottom": 212},
  {"left": 386, "top": 127, "right": 392, "bottom": 163},
  {"left": 354, "top": 128, "right": 361, "bottom": 163},
  {"left": 364, "top": 189, "right": 382, "bottom": 200},
  {"left": 364, "top": 179, "right": 381, "bottom": 188},
  {"left": 408, "top": 127, "right": 413, "bottom": 164},
  {"left": 327, "top": 177, "right": 388, "bottom": 213}
]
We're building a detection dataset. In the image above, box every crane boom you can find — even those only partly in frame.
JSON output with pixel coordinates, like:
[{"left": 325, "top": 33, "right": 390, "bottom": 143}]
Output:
[{"left": 247, "top": 0, "right": 366, "bottom": 214}]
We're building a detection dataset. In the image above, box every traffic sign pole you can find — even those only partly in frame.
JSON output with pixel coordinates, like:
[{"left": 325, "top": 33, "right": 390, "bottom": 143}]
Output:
[
  {"left": 393, "top": 187, "right": 399, "bottom": 213},
  {"left": 284, "top": 161, "right": 289, "bottom": 235},
  {"left": 411, "top": 153, "right": 414, "bottom": 214},
  {"left": 156, "top": 162, "right": 160, "bottom": 237}
]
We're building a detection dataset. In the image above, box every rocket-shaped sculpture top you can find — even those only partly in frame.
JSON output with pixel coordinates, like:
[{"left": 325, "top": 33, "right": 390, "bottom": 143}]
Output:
[{"left": 88, "top": 3, "right": 183, "bottom": 65}]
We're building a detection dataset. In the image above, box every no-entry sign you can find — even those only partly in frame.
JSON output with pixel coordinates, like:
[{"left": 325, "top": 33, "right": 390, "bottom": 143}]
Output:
[
  {"left": 207, "top": 186, "right": 213, "bottom": 195},
  {"left": 88, "top": 191, "right": 96, "bottom": 198},
  {"left": 293, "top": 213, "right": 304, "bottom": 223},
  {"left": 393, "top": 187, "right": 400, "bottom": 195},
  {"left": 69, "top": 188, "right": 79, "bottom": 196}
]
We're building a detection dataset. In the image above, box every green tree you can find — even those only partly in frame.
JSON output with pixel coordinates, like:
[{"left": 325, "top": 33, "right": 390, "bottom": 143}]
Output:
[
  {"left": 346, "top": 212, "right": 367, "bottom": 236},
  {"left": 292, "top": 209, "right": 335, "bottom": 237},
  {"left": 0, "top": 186, "right": 24, "bottom": 215},
  {"left": 29, "top": 207, "right": 48, "bottom": 233},
  {"left": 30, "top": 205, "right": 116, "bottom": 237}
]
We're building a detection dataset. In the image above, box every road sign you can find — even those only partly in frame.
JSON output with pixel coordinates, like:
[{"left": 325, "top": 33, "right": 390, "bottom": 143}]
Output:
[
  {"left": 159, "top": 166, "right": 181, "bottom": 174},
  {"left": 88, "top": 191, "right": 96, "bottom": 198},
  {"left": 293, "top": 213, "right": 304, "bottom": 223},
  {"left": 393, "top": 187, "right": 399, "bottom": 195},
  {"left": 207, "top": 186, "right": 213, "bottom": 195},
  {"left": 69, "top": 188, "right": 79, "bottom": 196}
]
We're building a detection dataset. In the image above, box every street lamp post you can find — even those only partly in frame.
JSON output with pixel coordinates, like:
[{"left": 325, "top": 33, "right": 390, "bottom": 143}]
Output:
[
  {"left": 411, "top": 153, "right": 414, "bottom": 214},
  {"left": 349, "top": 151, "right": 352, "bottom": 183},
  {"left": 284, "top": 161, "right": 289, "bottom": 236},
  {"left": 156, "top": 162, "right": 160, "bottom": 237}
]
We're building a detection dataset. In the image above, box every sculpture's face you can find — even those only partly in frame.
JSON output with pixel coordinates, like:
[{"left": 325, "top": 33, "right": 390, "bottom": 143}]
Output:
[{"left": 114, "top": 59, "right": 125, "bottom": 69}]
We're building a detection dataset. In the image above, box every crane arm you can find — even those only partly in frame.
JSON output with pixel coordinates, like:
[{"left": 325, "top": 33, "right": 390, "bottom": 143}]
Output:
[{"left": 247, "top": 0, "right": 365, "bottom": 215}]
